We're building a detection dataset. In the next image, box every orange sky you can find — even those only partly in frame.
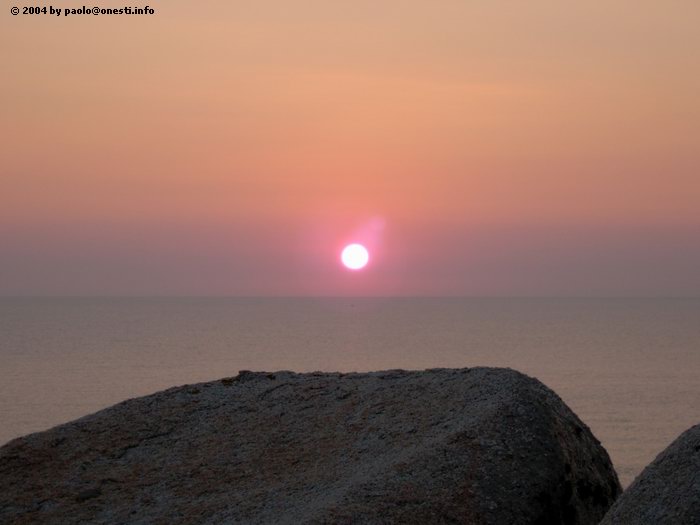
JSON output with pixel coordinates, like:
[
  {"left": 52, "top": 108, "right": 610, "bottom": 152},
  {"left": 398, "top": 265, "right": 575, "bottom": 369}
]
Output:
[{"left": 2, "top": 1, "right": 699, "bottom": 295}]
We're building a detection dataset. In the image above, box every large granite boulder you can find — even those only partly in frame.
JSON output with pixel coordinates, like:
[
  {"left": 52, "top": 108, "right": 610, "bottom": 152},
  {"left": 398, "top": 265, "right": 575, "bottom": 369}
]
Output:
[
  {"left": 601, "top": 423, "right": 700, "bottom": 524},
  {"left": 0, "top": 368, "right": 621, "bottom": 524}
]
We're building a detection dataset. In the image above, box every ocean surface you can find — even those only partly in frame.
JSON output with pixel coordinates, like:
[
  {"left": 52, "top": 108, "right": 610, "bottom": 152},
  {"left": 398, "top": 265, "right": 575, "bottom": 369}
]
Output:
[{"left": 1, "top": 297, "right": 698, "bottom": 486}]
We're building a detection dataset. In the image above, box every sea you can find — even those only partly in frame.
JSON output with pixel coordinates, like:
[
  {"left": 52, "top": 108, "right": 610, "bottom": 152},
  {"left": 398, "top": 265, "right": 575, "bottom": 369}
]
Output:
[{"left": 1, "top": 297, "right": 698, "bottom": 487}]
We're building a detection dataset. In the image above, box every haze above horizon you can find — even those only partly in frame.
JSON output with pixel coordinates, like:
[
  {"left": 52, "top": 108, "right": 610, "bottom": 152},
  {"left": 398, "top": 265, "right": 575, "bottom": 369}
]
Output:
[{"left": 2, "top": 1, "right": 699, "bottom": 296}]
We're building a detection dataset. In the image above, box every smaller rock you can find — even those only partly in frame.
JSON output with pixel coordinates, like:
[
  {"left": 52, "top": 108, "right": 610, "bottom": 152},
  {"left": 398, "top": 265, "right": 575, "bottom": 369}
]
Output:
[{"left": 600, "top": 423, "right": 700, "bottom": 524}]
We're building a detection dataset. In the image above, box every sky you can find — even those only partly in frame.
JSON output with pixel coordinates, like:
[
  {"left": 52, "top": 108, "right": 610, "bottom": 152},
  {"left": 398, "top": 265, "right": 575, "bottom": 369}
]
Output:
[{"left": 2, "top": 1, "right": 699, "bottom": 296}]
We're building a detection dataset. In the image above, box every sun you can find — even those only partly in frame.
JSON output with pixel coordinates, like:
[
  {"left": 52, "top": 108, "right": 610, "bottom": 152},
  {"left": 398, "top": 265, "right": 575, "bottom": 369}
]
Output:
[{"left": 341, "top": 243, "right": 369, "bottom": 270}]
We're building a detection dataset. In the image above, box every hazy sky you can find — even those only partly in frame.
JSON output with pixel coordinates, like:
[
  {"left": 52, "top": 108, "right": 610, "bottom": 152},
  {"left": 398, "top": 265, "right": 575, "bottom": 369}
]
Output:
[{"left": 2, "top": 1, "right": 699, "bottom": 295}]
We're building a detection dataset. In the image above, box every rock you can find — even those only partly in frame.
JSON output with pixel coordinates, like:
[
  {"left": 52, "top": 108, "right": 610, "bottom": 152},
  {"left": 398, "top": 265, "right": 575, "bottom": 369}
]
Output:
[
  {"left": 75, "top": 488, "right": 102, "bottom": 502},
  {"left": 600, "top": 423, "right": 700, "bottom": 525},
  {"left": 0, "top": 368, "right": 621, "bottom": 524}
]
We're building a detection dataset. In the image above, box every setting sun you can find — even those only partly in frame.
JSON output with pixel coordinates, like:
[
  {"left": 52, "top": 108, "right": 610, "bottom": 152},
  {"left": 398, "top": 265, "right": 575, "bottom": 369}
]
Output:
[{"left": 341, "top": 244, "right": 369, "bottom": 271}]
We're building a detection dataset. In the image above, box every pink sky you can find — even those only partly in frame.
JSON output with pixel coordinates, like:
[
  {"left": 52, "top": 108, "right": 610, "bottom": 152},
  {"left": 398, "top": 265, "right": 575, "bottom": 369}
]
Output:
[{"left": 2, "top": 2, "right": 699, "bottom": 295}]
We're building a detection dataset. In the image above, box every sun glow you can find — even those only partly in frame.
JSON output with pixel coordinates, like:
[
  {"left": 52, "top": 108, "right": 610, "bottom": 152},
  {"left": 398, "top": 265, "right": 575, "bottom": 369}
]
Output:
[{"left": 341, "top": 244, "right": 369, "bottom": 270}]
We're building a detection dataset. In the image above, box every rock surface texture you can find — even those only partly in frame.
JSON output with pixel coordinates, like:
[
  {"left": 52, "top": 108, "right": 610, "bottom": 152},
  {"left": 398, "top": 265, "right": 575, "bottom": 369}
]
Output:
[
  {"left": 0, "top": 368, "right": 621, "bottom": 524},
  {"left": 601, "top": 423, "right": 700, "bottom": 525}
]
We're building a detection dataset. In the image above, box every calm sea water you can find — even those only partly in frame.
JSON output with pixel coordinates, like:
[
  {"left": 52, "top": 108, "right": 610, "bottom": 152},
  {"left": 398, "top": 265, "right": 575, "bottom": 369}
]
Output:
[{"left": 1, "top": 298, "right": 698, "bottom": 486}]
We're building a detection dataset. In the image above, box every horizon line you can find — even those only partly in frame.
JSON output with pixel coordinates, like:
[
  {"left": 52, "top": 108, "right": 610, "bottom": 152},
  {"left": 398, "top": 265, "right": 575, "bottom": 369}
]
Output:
[{"left": 2, "top": 295, "right": 699, "bottom": 300}]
